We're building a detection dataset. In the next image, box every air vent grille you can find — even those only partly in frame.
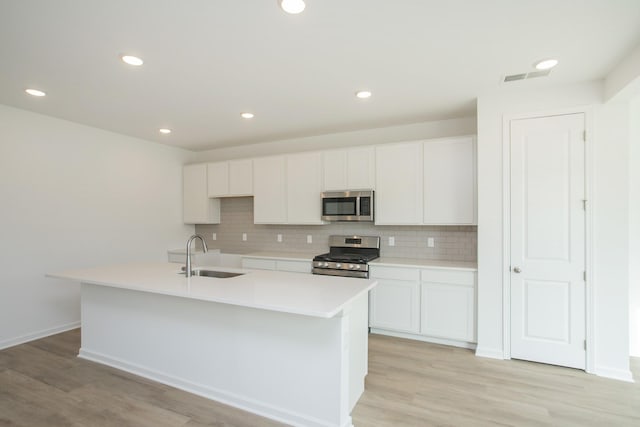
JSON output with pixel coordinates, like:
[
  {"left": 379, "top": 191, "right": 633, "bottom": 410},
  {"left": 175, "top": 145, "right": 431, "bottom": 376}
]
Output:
[
  {"left": 504, "top": 73, "right": 527, "bottom": 82},
  {"left": 503, "top": 69, "right": 552, "bottom": 83}
]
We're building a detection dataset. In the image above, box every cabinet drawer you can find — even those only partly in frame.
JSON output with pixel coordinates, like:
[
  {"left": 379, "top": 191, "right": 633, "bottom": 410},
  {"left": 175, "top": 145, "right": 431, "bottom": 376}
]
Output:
[
  {"left": 369, "top": 266, "right": 419, "bottom": 281},
  {"left": 276, "top": 260, "right": 311, "bottom": 273},
  {"left": 242, "top": 258, "right": 277, "bottom": 271},
  {"left": 420, "top": 269, "right": 475, "bottom": 286}
]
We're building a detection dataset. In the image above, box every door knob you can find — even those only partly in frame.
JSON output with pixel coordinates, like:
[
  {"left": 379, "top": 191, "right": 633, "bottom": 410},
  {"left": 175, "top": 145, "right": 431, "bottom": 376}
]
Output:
[{"left": 513, "top": 266, "right": 522, "bottom": 273}]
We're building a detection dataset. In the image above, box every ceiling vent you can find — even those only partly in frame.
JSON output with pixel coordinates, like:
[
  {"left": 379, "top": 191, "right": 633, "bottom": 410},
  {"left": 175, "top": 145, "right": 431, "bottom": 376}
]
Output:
[{"left": 503, "top": 69, "right": 551, "bottom": 83}]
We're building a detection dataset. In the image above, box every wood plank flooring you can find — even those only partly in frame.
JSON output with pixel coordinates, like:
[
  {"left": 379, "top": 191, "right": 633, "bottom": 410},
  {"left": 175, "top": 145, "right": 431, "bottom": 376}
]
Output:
[{"left": 1, "top": 329, "right": 638, "bottom": 426}]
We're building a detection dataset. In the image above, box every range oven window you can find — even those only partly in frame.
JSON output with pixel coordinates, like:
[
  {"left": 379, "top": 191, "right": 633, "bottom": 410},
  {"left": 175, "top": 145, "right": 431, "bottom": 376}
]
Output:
[{"left": 323, "top": 197, "right": 357, "bottom": 216}]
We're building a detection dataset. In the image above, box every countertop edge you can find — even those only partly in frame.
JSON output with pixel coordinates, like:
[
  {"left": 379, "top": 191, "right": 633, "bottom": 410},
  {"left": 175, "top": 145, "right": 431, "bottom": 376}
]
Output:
[{"left": 47, "top": 266, "right": 376, "bottom": 320}]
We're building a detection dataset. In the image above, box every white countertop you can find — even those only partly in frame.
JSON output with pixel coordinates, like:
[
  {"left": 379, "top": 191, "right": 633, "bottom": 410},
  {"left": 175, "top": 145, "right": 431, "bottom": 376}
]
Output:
[
  {"left": 241, "top": 251, "right": 477, "bottom": 270},
  {"left": 371, "top": 257, "right": 477, "bottom": 271},
  {"left": 48, "top": 262, "right": 376, "bottom": 319}
]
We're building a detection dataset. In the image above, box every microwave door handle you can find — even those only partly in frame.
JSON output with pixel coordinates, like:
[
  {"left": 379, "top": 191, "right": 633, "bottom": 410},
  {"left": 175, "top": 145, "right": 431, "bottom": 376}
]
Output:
[{"left": 355, "top": 196, "right": 360, "bottom": 217}]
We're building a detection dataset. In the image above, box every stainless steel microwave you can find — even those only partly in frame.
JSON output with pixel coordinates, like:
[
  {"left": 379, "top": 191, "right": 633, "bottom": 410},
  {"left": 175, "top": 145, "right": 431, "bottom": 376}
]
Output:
[{"left": 321, "top": 190, "right": 374, "bottom": 222}]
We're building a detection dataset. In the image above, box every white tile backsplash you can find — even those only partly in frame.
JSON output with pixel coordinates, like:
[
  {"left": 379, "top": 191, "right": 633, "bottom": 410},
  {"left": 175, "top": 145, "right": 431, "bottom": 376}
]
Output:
[{"left": 195, "top": 197, "right": 476, "bottom": 261}]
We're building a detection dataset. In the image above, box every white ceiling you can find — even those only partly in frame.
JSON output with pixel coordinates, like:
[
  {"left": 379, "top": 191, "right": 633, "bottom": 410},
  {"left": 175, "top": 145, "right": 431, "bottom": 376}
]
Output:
[{"left": 1, "top": 0, "right": 639, "bottom": 151}]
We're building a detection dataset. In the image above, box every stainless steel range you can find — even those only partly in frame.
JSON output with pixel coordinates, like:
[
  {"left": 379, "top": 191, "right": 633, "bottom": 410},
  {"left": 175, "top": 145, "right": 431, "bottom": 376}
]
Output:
[{"left": 312, "top": 235, "right": 380, "bottom": 279}]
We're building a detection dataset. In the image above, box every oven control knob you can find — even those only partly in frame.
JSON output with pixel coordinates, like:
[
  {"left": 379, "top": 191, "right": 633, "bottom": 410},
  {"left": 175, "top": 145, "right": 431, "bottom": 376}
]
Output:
[
  {"left": 336, "top": 263, "right": 342, "bottom": 268},
  {"left": 354, "top": 264, "right": 361, "bottom": 269},
  {"left": 323, "top": 262, "right": 329, "bottom": 267}
]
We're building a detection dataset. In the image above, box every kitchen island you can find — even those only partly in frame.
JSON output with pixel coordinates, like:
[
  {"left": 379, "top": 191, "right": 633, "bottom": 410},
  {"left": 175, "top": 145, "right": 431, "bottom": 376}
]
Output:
[{"left": 48, "top": 262, "right": 376, "bottom": 427}]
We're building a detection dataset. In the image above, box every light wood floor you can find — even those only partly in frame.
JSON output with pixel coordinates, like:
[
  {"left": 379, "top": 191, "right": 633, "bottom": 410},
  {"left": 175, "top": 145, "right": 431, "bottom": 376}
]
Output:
[{"left": 1, "top": 329, "right": 638, "bottom": 427}]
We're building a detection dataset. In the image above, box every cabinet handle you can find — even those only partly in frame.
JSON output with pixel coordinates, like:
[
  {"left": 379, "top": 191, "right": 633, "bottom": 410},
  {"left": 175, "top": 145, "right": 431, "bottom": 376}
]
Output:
[{"left": 513, "top": 266, "right": 521, "bottom": 273}]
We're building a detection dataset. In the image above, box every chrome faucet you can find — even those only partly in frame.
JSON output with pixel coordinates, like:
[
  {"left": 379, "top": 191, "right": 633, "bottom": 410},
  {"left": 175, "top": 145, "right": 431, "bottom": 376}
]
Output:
[{"left": 185, "top": 234, "right": 208, "bottom": 277}]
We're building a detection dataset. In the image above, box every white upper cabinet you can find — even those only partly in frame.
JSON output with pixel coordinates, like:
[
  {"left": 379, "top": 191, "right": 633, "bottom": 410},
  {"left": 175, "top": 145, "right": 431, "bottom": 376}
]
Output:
[
  {"left": 253, "top": 156, "right": 287, "bottom": 224},
  {"left": 323, "top": 146, "right": 375, "bottom": 191},
  {"left": 183, "top": 164, "right": 220, "bottom": 224},
  {"left": 228, "top": 159, "right": 253, "bottom": 195},
  {"left": 287, "top": 152, "right": 325, "bottom": 224},
  {"left": 322, "top": 150, "right": 348, "bottom": 191},
  {"left": 423, "top": 136, "right": 476, "bottom": 224},
  {"left": 207, "top": 159, "right": 253, "bottom": 197},
  {"left": 206, "top": 162, "right": 228, "bottom": 197},
  {"left": 375, "top": 141, "right": 424, "bottom": 225}
]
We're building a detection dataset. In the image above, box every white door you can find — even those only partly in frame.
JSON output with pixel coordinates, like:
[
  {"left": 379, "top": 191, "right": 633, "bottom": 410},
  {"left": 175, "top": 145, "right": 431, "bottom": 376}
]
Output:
[{"left": 510, "top": 113, "right": 586, "bottom": 369}]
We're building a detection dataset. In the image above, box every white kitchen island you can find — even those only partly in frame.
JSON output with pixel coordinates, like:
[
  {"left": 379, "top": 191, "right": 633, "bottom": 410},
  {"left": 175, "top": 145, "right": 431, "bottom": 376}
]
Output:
[{"left": 48, "top": 262, "right": 376, "bottom": 427}]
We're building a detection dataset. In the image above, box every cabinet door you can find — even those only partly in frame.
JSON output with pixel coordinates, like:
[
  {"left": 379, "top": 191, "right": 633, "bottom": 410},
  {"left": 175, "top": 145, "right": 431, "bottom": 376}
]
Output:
[
  {"left": 322, "top": 150, "right": 348, "bottom": 191},
  {"left": 420, "top": 282, "right": 475, "bottom": 342},
  {"left": 375, "top": 142, "right": 423, "bottom": 224},
  {"left": 323, "top": 146, "right": 375, "bottom": 191},
  {"left": 183, "top": 164, "right": 220, "bottom": 224},
  {"left": 347, "top": 146, "right": 375, "bottom": 189},
  {"left": 207, "top": 162, "right": 229, "bottom": 197},
  {"left": 423, "top": 136, "right": 476, "bottom": 224},
  {"left": 276, "top": 260, "right": 312, "bottom": 273},
  {"left": 369, "top": 279, "right": 420, "bottom": 333},
  {"left": 253, "top": 156, "right": 287, "bottom": 224},
  {"left": 242, "top": 258, "right": 277, "bottom": 270},
  {"left": 287, "top": 152, "right": 325, "bottom": 224},
  {"left": 229, "top": 159, "right": 253, "bottom": 195}
]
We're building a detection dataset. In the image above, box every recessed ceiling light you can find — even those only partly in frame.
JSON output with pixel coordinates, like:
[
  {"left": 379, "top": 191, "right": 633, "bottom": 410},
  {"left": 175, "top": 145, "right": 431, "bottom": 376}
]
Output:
[
  {"left": 25, "top": 88, "right": 46, "bottom": 97},
  {"left": 355, "top": 90, "right": 372, "bottom": 99},
  {"left": 159, "top": 128, "right": 171, "bottom": 134},
  {"left": 534, "top": 58, "right": 558, "bottom": 70},
  {"left": 241, "top": 112, "right": 255, "bottom": 119},
  {"left": 121, "top": 55, "right": 144, "bottom": 66},
  {"left": 280, "top": 0, "right": 306, "bottom": 14}
]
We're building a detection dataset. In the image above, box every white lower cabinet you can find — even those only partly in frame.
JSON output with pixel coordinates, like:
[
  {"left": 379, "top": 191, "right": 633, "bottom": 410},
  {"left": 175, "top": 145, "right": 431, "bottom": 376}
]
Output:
[
  {"left": 369, "top": 266, "right": 420, "bottom": 334},
  {"left": 420, "top": 268, "right": 476, "bottom": 342},
  {"left": 242, "top": 257, "right": 311, "bottom": 273},
  {"left": 242, "top": 258, "right": 277, "bottom": 271},
  {"left": 369, "top": 265, "right": 477, "bottom": 346}
]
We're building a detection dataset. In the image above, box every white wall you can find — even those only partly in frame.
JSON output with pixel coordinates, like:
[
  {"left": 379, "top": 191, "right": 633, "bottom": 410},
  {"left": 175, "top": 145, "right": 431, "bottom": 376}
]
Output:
[
  {"left": 0, "top": 105, "right": 194, "bottom": 349},
  {"left": 605, "top": 41, "right": 640, "bottom": 102},
  {"left": 194, "top": 117, "right": 476, "bottom": 161},
  {"left": 476, "top": 80, "right": 633, "bottom": 380},
  {"left": 594, "top": 101, "right": 630, "bottom": 378},
  {"left": 630, "top": 95, "right": 640, "bottom": 357}
]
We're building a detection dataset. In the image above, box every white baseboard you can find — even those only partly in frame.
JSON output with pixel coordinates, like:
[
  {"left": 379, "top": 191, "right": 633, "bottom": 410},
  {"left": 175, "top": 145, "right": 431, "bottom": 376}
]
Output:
[
  {"left": 593, "top": 365, "right": 635, "bottom": 383},
  {"left": 0, "top": 321, "right": 80, "bottom": 350},
  {"left": 474, "top": 346, "right": 506, "bottom": 359},
  {"left": 79, "top": 348, "right": 347, "bottom": 427},
  {"left": 370, "top": 329, "right": 477, "bottom": 350}
]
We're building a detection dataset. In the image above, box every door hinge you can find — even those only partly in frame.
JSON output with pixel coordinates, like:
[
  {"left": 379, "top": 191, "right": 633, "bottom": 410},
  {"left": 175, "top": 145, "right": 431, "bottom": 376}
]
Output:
[
  {"left": 583, "top": 271, "right": 587, "bottom": 281},
  {"left": 582, "top": 199, "right": 587, "bottom": 210},
  {"left": 583, "top": 130, "right": 586, "bottom": 141},
  {"left": 584, "top": 340, "right": 587, "bottom": 350}
]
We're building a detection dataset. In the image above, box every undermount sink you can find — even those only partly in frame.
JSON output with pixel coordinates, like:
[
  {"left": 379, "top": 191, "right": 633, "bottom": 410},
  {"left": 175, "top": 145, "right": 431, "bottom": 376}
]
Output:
[{"left": 180, "top": 268, "right": 245, "bottom": 279}]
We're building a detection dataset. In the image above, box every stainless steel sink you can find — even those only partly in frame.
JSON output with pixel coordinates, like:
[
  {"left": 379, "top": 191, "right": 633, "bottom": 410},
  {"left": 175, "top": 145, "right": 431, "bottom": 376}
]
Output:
[
  {"left": 194, "top": 269, "right": 244, "bottom": 278},
  {"left": 180, "top": 268, "right": 244, "bottom": 278}
]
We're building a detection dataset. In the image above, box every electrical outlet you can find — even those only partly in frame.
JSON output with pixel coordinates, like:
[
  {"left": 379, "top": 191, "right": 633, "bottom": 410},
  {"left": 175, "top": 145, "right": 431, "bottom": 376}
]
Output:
[
  {"left": 242, "top": 233, "right": 247, "bottom": 241},
  {"left": 212, "top": 233, "right": 217, "bottom": 241},
  {"left": 277, "top": 234, "right": 283, "bottom": 242},
  {"left": 307, "top": 235, "right": 313, "bottom": 244},
  {"left": 388, "top": 236, "right": 395, "bottom": 246},
  {"left": 427, "top": 237, "right": 435, "bottom": 248}
]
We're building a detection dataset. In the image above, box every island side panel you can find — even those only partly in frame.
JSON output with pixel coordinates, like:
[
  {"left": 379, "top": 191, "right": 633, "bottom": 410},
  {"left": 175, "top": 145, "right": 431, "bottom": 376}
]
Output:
[
  {"left": 79, "top": 282, "right": 360, "bottom": 427},
  {"left": 348, "top": 292, "right": 368, "bottom": 412}
]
